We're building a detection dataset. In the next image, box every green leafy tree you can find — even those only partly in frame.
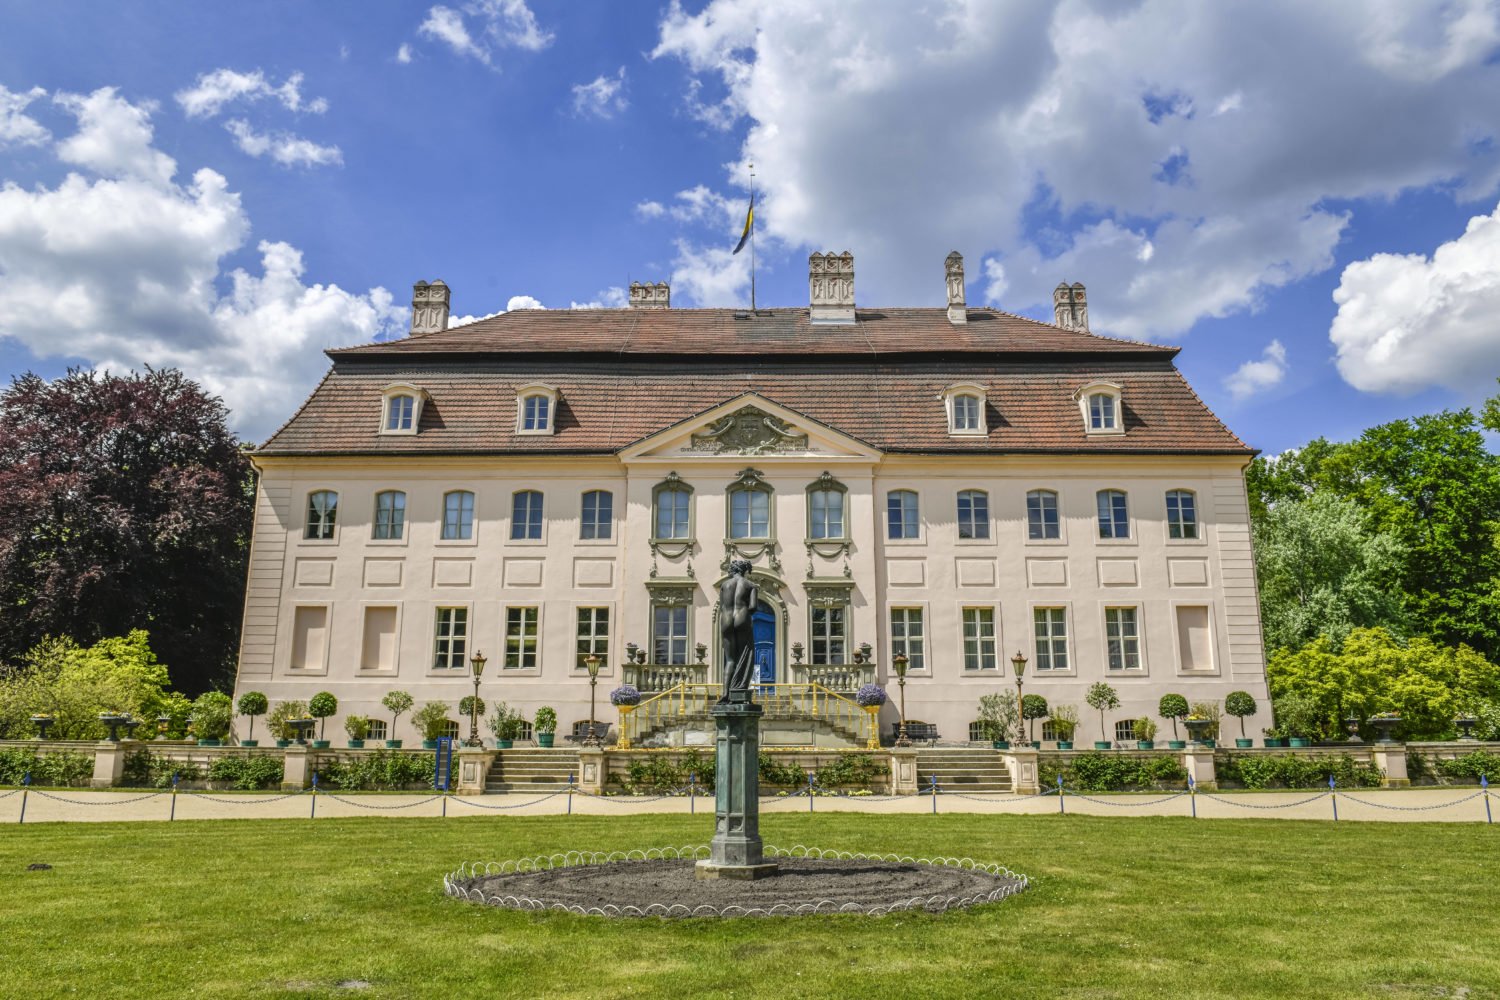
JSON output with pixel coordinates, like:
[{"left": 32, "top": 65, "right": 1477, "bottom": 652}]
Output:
[
  {"left": 1224, "top": 691, "right": 1258, "bottom": 740},
  {"left": 308, "top": 691, "right": 337, "bottom": 740},
  {"left": 236, "top": 691, "right": 268, "bottom": 743},
  {"left": 190, "top": 691, "right": 233, "bottom": 742},
  {"left": 1020, "top": 694, "right": 1049, "bottom": 744},
  {"left": 0, "top": 630, "right": 172, "bottom": 739},
  {"left": 1158, "top": 694, "right": 1189, "bottom": 741},
  {"left": 1254, "top": 492, "right": 1407, "bottom": 654},
  {"left": 977, "top": 692, "right": 1019, "bottom": 743},
  {"left": 1085, "top": 682, "right": 1120, "bottom": 743},
  {"left": 382, "top": 690, "right": 414, "bottom": 741}
]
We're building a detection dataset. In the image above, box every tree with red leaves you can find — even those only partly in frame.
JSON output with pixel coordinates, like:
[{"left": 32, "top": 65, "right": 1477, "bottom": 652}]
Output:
[{"left": 0, "top": 368, "right": 251, "bottom": 694}]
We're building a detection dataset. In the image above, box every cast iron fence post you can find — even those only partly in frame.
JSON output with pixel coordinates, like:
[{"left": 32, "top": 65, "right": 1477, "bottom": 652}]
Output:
[
  {"left": 1329, "top": 775, "right": 1337, "bottom": 822},
  {"left": 1189, "top": 774, "right": 1197, "bottom": 819},
  {"left": 170, "top": 772, "right": 177, "bottom": 822},
  {"left": 311, "top": 772, "right": 318, "bottom": 819},
  {"left": 1057, "top": 774, "right": 1064, "bottom": 814},
  {"left": 18, "top": 772, "right": 28, "bottom": 825},
  {"left": 930, "top": 775, "right": 938, "bottom": 814}
]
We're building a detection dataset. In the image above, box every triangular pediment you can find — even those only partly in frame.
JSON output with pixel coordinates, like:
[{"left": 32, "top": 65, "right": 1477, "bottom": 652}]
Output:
[{"left": 619, "top": 393, "right": 881, "bottom": 463}]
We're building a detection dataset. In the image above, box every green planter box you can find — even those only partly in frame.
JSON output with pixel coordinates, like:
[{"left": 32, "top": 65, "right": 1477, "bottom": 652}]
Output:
[
  {"left": 1167, "top": 740, "right": 1187, "bottom": 750},
  {"left": 197, "top": 739, "right": 221, "bottom": 747},
  {"left": 1056, "top": 741, "right": 1073, "bottom": 750},
  {"left": 422, "top": 739, "right": 438, "bottom": 749},
  {"left": 347, "top": 740, "right": 365, "bottom": 749},
  {"left": 275, "top": 739, "right": 291, "bottom": 748},
  {"left": 537, "top": 733, "right": 555, "bottom": 748},
  {"left": 1289, "top": 737, "right": 1311, "bottom": 748},
  {"left": 311, "top": 740, "right": 330, "bottom": 749},
  {"left": 991, "top": 740, "right": 1009, "bottom": 750},
  {"left": 240, "top": 740, "right": 258, "bottom": 748},
  {"left": 1136, "top": 740, "right": 1154, "bottom": 750},
  {"left": 385, "top": 739, "right": 403, "bottom": 749},
  {"left": 1263, "top": 738, "right": 1287, "bottom": 748},
  {"left": 1094, "top": 741, "right": 1112, "bottom": 750},
  {"left": 1234, "top": 738, "right": 1254, "bottom": 748},
  {"left": 496, "top": 739, "right": 513, "bottom": 750}
]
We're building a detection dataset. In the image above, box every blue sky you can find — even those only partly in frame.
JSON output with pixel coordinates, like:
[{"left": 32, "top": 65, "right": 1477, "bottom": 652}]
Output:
[{"left": 2, "top": 1, "right": 1500, "bottom": 450}]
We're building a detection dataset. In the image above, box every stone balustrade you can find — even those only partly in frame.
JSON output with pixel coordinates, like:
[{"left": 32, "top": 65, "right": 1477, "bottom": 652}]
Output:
[{"left": 623, "top": 662, "right": 710, "bottom": 692}]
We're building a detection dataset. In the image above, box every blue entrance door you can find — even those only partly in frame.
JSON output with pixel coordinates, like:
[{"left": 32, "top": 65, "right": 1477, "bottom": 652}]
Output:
[{"left": 752, "top": 602, "right": 776, "bottom": 686}]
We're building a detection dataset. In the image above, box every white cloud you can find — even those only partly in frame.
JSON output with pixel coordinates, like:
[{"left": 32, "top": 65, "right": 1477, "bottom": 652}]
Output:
[
  {"left": 416, "top": 0, "right": 552, "bottom": 66},
  {"left": 448, "top": 286, "right": 630, "bottom": 324},
  {"left": 635, "top": 200, "right": 666, "bottom": 219},
  {"left": 225, "top": 120, "right": 343, "bottom": 168},
  {"left": 0, "top": 86, "right": 402, "bottom": 439},
  {"left": 1330, "top": 201, "right": 1500, "bottom": 395},
  {"left": 0, "top": 85, "right": 49, "bottom": 148},
  {"left": 982, "top": 257, "right": 1007, "bottom": 303},
  {"left": 668, "top": 238, "right": 751, "bottom": 307},
  {"left": 572, "top": 67, "right": 628, "bottom": 119},
  {"left": 175, "top": 69, "right": 328, "bottom": 119},
  {"left": 652, "top": 0, "right": 1500, "bottom": 338},
  {"left": 396, "top": 43, "right": 414, "bottom": 64},
  {"left": 506, "top": 294, "right": 545, "bottom": 311},
  {"left": 571, "top": 286, "right": 628, "bottom": 309},
  {"left": 1224, "top": 339, "right": 1288, "bottom": 401}
]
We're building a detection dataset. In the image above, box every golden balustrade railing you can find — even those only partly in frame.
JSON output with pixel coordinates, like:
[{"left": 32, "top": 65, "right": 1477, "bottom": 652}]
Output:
[{"left": 618, "top": 682, "right": 877, "bottom": 749}]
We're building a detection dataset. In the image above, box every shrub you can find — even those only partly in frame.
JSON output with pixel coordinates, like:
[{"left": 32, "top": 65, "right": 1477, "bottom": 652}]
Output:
[
  {"left": 534, "top": 706, "right": 558, "bottom": 734},
  {"left": 317, "top": 749, "right": 450, "bottom": 791},
  {"left": 977, "top": 692, "right": 1019, "bottom": 742},
  {"left": 814, "top": 752, "right": 888, "bottom": 788},
  {"left": 206, "top": 755, "right": 284, "bottom": 790},
  {"left": 411, "top": 702, "right": 452, "bottom": 741},
  {"left": 1273, "top": 692, "right": 1320, "bottom": 739},
  {"left": 484, "top": 702, "right": 526, "bottom": 741},
  {"left": 1436, "top": 750, "right": 1500, "bottom": 781},
  {"left": 1042, "top": 751, "right": 1186, "bottom": 792},
  {"left": 757, "top": 752, "right": 808, "bottom": 788},
  {"left": 237, "top": 691, "right": 268, "bottom": 742},
  {"left": 1085, "top": 683, "right": 1120, "bottom": 742},
  {"left": 121, "top": 750, "right": 203, "bottom": 788},
  {"left": 0, "top": 748, "right": 93, "bottom": 786},
  {"left": 189, "top": 691, "right": 233, "bottom": 741},
  {"left": 1133, "top": 717, "right": 1158, "bottom": 742},
  {"left": 855, "top": 684, "right": 887, "bottom": 707},
  {"left": 458, "top": 695, "right": 485, "bottom": 719},
  {"left": 382, "top": 690, "right": 414, "bottom": 740},
  {"left": 344, "top": 715, "right": 370, "bottom": 741},
  {"left": 1224, "top": 691, "right": 1258, "bottom": 739},
  {"left": 1216, "top": 752, "right": 1383, "bottom": 789},
  {"left": 308, "top": 692, "right": 337, "bottom": 740},
  {"left": 267, "top": 700, "right": 309, "bottom": 741},
  {"left": 1051, "top": 704, "right": 1079, "bottom": 740}
]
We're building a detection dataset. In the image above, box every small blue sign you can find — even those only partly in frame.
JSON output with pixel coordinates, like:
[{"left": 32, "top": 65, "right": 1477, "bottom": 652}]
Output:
[{"left": 435, "top": 737, "right": 454, "bottom": 790}]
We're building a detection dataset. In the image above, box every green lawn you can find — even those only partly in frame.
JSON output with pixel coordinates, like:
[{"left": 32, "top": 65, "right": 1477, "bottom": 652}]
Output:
[{"left": 2, "top": 814, "right": 1496, "bottom": 999}]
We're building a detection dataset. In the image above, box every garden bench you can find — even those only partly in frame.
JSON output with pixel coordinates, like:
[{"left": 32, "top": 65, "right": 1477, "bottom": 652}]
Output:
[{"left": 891, "top": 721, "right": 939, "bottom": 745}]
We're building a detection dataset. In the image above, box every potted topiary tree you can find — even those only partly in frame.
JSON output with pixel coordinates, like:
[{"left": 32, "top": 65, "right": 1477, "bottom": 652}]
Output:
[
  {"left": 236, "top": 691, "right": 268, "bottom": 747},
  {"left": 1276, "top": 693, "right": 1319, "bottom": 748},
  {"left": 485, "top": 702, "right": 524, "bottom": 749},
  {"left": 1052, "top": 705, "right": 1079, "bottom": 750},
  {"left": 1224, "top": 690, "right": 1258, "bottom": 748},
  {"left": 382, "top": 690, "right": 414, "bottom": 749},
  {"left": 459, "top": 695, "right": 486, "bottom": 739},
  {"left": 1086, "top": 682, "right": 1120, "bottom": 750},
  {"left": 190, "top": 691, "right": 233, "bottom": 746},
  {"left": 1133, "top": 716, "right": 1157, "bottom": 750},
  {"left": 412, "top": 701, "right": 452, "bottom": 749},
  {"left": 308, "top": 691, "right": 337, "bottom": 748},
  {"left": 1021, "top": 694, "right": 1049, "bottom": 748},
  {"left": 977, "top": 692, "right": 1018, "bottom": 749},
  {"left": 344, "top": 714, "right": 370, "bottom": 748},
  {"left": 534, "top": 706, "right": 558, "bottom": 748},
  {"left": 1158, "top": 693, "right": 1189, "bottom": 750},
  {"left": 267, "top": 700, "right": 309, "bottom": 748}
]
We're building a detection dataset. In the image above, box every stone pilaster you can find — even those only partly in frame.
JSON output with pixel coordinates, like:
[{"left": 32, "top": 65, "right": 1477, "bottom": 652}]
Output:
[
  {"left": 282, "top": 745, "right": 310, "bottom": 790},
  {"left": 577, "top": 748, "right": 606, "bottom": 794},
  {"left": 1183, "top": 748, "right": 1217, "bottom": 792},
  {"left": 697, "top": 701, "right": 778, "bottom": 880},
  {"left": 456, "top": 749, "right": 497, "bottom": 794},
  {"left": 890, "top": 747, "right": 920, "bottom": 795},
  {"left": 1372, "top": 743, "right": 1410, "bottom": 788},
  {"left": 90, "top": 740, "right": 131, "bottom": 788},
  {"left": 1003, "top": 747, "right": 1040, "bottom": 795}
]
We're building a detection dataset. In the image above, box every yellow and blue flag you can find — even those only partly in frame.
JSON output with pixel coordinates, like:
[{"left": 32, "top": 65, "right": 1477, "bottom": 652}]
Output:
[{"left": 732, "top": 193, "right": 754, "bottom": 254}]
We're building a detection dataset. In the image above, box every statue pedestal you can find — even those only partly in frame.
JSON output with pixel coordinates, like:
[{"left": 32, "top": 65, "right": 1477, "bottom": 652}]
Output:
[{"left": 696, "top": 700, "right": 778, "bottom": 881}]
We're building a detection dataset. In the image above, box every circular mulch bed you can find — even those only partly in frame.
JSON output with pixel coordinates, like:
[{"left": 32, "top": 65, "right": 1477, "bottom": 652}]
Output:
[{"left": 444, "top": 846, "right": 1028, "bottom": 918}]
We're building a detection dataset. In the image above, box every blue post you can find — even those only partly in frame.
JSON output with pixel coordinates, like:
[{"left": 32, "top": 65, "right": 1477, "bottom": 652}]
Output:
[
  {"left": 311, "top": 771, "right": 318, "bottom": 819},
  {"left": 1189, "top": 774, "right": 1197, "bottom": 818},
  {"left": 930, "top": 775, "right": 938, "bottom": 814},
  {"left": 689, "top": 772, "right": 696, "bottom": 814},
  {"left": 18, "top": 772, "right": 29, "bottom": 825},
  {"left": 1057, "top": 774, "right": 1064, "bottom": 814},
  {"left": 567, "top": 774, "right": 574, "bottom": 815},
  {"left": 170, "top": 772, "right": 178, "bottom": 822},
  {"left": 1483, "top": 775, "right": 1492, "bottom": 825},
  {"left": 442, "top": 791, "right": 448, "bottom": 818},
  {"left": 1329, "top": 775, "right": 1337, "bottom": 822},
  {"left": 808, "top": 775, "right": 815, "bottom": 813}
]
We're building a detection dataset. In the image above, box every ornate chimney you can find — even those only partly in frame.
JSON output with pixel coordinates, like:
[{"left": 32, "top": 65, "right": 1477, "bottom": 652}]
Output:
[
  {"left": 809, "top": 251, "right": 855, "bottom": 325},
  {"left": 629, "top": 281, "right": 670, "bottom": 308},
  {"left": 410, "top": 280, "right": 450, "bottom": 335},
  {"left": 945, "top": 251, "right": 967, "bottom": 325},
  {"left": 1052, "top": 281, "right": 1088, "bottom": 331}
]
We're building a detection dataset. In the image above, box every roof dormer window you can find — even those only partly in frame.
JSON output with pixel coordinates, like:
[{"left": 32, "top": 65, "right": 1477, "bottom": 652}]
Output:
[
  {"left": 516, "top": 383, "right": 559, "bottom": 435},
  {"left": 1076, "top": 381, "right": 1124, "bottom": 436},
  {"left": 942, "top": 383, "right": 988, "bottom": 436},
  {"left": 379, "top": 383, "right": 427, "bottom": 436}
]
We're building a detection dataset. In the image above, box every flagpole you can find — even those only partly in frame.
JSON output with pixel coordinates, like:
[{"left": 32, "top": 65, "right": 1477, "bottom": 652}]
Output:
[{"left": 750, "top": 164, "right": 757, "bottom": 311}]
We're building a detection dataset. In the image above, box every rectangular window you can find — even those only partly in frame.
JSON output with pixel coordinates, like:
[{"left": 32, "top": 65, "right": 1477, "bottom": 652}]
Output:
[
  {"left": 1034, "top": 607, "right": 1069, "bottom": 671},
  {"left": 730, "top": 489, "right": 770, "bottom": 539},
  {"left": 442, "top": 491, "right": 474, "bottom": 540},
  {"left": 433, "top": 607, "right": 468, "bottom": 670},
  {"left": 1089, "top": 393, "right": 1117, "bottom": 430},
  {"left": 962, "top": 607, "right": 997, "bottom": 671},
  {"left": 365, "top": 719, "right": 387, "bottom": 741},
  {"left": 373, "top": 491, "right": 406, "bottom": 540},
  {"left": 1040, "top": 720, "right": 1060, "bottom": 742},
  {"left": 1097, "top": 490, "right": 1130, "bottom": 539},
  {"left": 1176, "top": 605, "right": 1213, "bottom": 672},
  {"left": 889, "top": 608, "right": 925, "bottom": 672},
  {"left": 1166, "top": 490, "right": 1198, "bottom": 539},
  {"left": 957, "top": 490, "right": 990, "bottom": 539},
  {"left": 953, "top": 394, "right": 980, "bottom": 431},
  {"left": 887, "top": 491, "right": 919, "bottom": 540},
  {"left": 809, "top": 488, "right": 845, "bottom": 540},
  {"left": 581, "top": 490, "right": 613, "bottom": 540},
  {"left": 1105, "top": 607, "right": 1141, "bottom": 671},
  {"left": 522, "top": 394, "right": 550, "bottom": 431},
  {"left": 652, "top": 605, "right": 688, "bottom": 665},
  {"left": 1027, "top": 490, "right": 1059, "bottom": 540},
  {"left": 505, "top": 606, "right": 539, "bottom": 670},
  {"left": 386, "top": 394, "right": 414, "bottom": 431},
  {"left": 1114, "top": 720, "right": 1136, "bottom": 743},
  {"left": 811, "top": 606, "right": 847, "bottom": 665},
  {"left": 511, "top": 491, "right": 543, "bottom": 540},
  {"left": 576, "top": 607, "right": 610, "bottom": 670},
  {"left": 290, "top": 606, "right": 328, "bottom": 670},
  {"left": 655, "top": 489, "right": 690, "bottom": 540},
  {"left": 305, "top": 491, "right": 337, "bottom": 540},
  {"left": 359, "top": 606, "right": 398, "bottom": 671}
]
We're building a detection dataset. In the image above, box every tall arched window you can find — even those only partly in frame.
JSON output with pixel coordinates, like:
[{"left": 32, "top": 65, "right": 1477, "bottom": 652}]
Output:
[
  {"left": 511, "top": 490, "right": 543, "bottom": 540},
  {"left": 305, "top": 490, "right": 338, "bottom": 539},
  {"left": 1096, "top": 489, "right": 1130, "bottom": 539},
  {"left": 887, "top": 490, "right": 919, "bottom": 540},
  {"left": 581, "top": 489, "right": 613, "bottom": 540},
  {"left": 373, "top": 490, "right": 406, "bottom": 540},
  {"left": 1026, "top": 489, "right": 1060, "bottom": 540},
  {"left": 442, "top": 490, "right": 475, "bottom": 540},
  {"left": 807, "top": 475, "right": 847, "bottom": 541},
  {"left": 957, "top": 489, "right": 990, "bottom": 539},
  {"left": 1166, "top": 489, "right": 1198, "bottom": 539}
]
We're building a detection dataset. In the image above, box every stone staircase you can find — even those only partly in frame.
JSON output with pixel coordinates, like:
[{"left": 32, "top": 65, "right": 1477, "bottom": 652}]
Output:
[
  {"left": 483, "top": 748, "right": 580, "bottom": 794},
  {"left": 915, "top": 747, "right": 1014, "bottom": 793}
]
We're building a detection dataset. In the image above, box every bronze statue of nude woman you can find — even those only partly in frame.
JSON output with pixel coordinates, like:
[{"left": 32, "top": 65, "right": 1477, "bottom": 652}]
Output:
[{"left": 719, "top": 559, "right": 759, "bottom": 702}]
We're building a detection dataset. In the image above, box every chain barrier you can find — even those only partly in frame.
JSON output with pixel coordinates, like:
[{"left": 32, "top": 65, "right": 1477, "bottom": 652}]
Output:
[
  {"left": 450, "top": 791, "right": 568, "bottom": 811},
  {"left": 1337, "top": 790, "right": 1487, "bottom": 812},
  {"left": 320, "top": 792, "right": 446, "bottom": 811},
  {"left": 1199, "top": 790, "right": 1332, "bottom": 809},
  {"left": 176, "top": 789, "right": 310, "bottom": 805},
  {"left": 1064, "top": 790, "right": 1192, "bottom": 807},
  {"left": 31, "top": 789, "right": 164, "bottom": 806}
]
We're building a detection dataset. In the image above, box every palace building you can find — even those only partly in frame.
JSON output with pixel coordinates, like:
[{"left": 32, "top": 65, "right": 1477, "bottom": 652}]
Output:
[{"left": 232, "top": 250, "right": 1271, "bottom": 748}]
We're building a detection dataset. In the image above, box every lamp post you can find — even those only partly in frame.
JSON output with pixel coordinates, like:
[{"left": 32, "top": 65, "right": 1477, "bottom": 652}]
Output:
[
  {"left": 1011, "top": 650, "right": 1028, "bottom": 745},
  {"left": 893, "top": 652, "right": 911, "bottom": 747},
  {"left": 584, "top": 653, "right": 603, "bottom": 747},
  {"left": 465, "top": 650, "right": 487, "bottom": 747}
]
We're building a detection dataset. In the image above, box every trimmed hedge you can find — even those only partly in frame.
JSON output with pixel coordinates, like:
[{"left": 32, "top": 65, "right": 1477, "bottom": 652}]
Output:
[
  {"left": 1040, "top": 751, "right": 1187, "bottom": 792},
  {"left": 1216, "top": 752, "right": 1382, "bottom": 789},
  {"left": 0, "top": 747, "right": 94, "bottom": 787},
  {"left": 316, "top": 749, "right": 450, "bottom": 791}
]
